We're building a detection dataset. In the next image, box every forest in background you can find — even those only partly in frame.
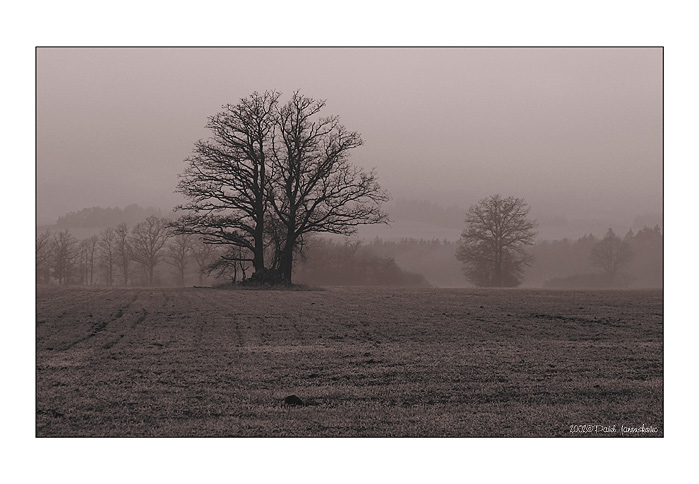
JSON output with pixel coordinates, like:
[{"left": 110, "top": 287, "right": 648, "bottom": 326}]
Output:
[{"left": 37, "top": 204, "right": 663, "bottom": 288}]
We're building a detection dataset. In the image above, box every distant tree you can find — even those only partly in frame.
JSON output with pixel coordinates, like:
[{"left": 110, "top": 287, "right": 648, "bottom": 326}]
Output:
[
  {"left": 77, "top": 235, "right": 99, "bottom": 285},
  {"left": 268, "top": 92, "right": 389, "bottom": 283},
  {"left": 165, "top": 234, "right": 193, "bottom": 286},
  {"left": 51, "top": 230, "right": 79, "bottom": 285},
  {"left": 456, "top": 194, "right": 537, "bottom": 287},
  {"left": 591, "top": 228, "right": 633, "bottom": 284},
  {"left": 130, "top": 216, "right": 171, "bottom": 286},
  {"left": 175, "top": 90, "right": 281, "bottom": 276},
  {"left": 36, "top": 231, "right": 54, "bottom": 284},
  {"left": 190, "top": 236, "right": 218, "bottom": 286},
  {"left": 627, "top": 225, "right": 662, "bottom": 287},
  {"left": 98, "top": 227, "right": 117, "bottom": 286},
  {"left": 114, "top": 223, "right": 131, "bottom": 286}
]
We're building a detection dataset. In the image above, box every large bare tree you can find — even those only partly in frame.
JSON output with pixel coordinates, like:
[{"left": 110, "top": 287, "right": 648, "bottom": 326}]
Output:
[
  {"left": 175, "top": 90, "right": 388, "bottom": 284},
  {"left": 456, "top": 194, "right": 537, "bottom": 287},
  {"left": 175, "top": 90, "right": 280, "bottom": 274},
  {"left": 130, "top": 216, "right": 171, "bottom": 286},
  {"left": 268, "top": 92, "right": 388, "bottom": 283}
]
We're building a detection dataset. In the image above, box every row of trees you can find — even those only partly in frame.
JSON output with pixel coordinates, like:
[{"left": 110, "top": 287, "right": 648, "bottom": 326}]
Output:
[
  {"left": 36, "top": 216, "right": 237, "bottom": 287},
  {"left": 173, "top": 90, "right": 388, "bottom": 284}
]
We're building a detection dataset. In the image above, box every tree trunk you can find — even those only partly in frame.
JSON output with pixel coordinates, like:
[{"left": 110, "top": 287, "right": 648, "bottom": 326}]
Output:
[
  {"left": 279, "top": 240, "right": 295, "bottom": 284},
  {"left": 253, "top": 196, "right": 265, "bottom": 274}
]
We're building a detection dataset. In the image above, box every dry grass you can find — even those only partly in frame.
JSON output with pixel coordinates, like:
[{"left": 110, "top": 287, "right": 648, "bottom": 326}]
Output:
[{"left": 36, "top": 286, "right": 663, "bottom": 437}]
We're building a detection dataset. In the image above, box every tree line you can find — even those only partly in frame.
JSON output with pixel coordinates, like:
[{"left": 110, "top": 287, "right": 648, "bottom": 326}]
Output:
[
  {"left": 36, "top": 216, "right": 240, "bottom": 287},
  {"left": 35, "top": 216, "right": 662, "bottom": 289}
]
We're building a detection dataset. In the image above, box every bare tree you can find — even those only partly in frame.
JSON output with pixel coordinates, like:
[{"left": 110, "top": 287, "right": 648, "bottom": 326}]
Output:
[
  {"left": 99, "top": 227, "right": 117, "bottom": 286},
  {"left": 190, "top": 236, "right": 218, "bottom": 285},
  {"left": 36, "top": 230, "right": 54, "bottom": 284},
  {"left": 591, "top": 228, "right": 633, "bottom": 284},
  {"left": 175, "top": 90, "right": 388, "bottom": 285},
  {"left": 268, "top": 92, "right": 389, "bottom": 283},
  {"left": 114, "top": 223, "right": 131, "bottom": 286},
  {"left": 78, "top": 235, "right": 99, "bottom": 285},
  {"left": 175, "top": 90, "right": 280, "bottom": 275},
  {"left": 165, "top": 234, "right": 193, "bottom": 286},
  {"left": 207, "top": 245, "right": 251, "bottom": 284},
  {"left": 130, "top": 216, "right": 171, "bottom": 286},
  {"left": 52, "top": 230, "right": 79, "bottom": 285},
  {"left": 456, "top": 194, "right": 537, "bottom": 287}
]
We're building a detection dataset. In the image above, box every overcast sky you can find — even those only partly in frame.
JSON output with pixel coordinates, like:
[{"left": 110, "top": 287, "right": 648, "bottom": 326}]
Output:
[{"left": 36, "top": 47, "right": 662, "bottom": 235}]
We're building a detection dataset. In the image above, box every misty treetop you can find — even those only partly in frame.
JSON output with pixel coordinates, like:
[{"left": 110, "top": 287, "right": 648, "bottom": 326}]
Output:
[{"left": 174, "top": 90, "right": 389, "bottom": 284}]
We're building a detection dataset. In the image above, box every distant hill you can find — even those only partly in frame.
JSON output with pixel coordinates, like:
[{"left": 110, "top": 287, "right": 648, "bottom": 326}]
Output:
[{"left": 52, "top": 204, "right": 171, "bottom": 229}]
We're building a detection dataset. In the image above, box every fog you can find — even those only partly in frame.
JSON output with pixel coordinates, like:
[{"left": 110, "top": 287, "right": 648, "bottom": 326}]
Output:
[{"left": 37, "top": 47, "right": 662, "bottom": 239}]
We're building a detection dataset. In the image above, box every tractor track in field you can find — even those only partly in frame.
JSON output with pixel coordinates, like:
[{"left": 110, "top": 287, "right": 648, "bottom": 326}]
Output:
[
  {"left": 233, "top": 315, "right": 244, "bottom": 347},
  {"left": 62, "top": 292, "right": 140, "bottom": 351}
]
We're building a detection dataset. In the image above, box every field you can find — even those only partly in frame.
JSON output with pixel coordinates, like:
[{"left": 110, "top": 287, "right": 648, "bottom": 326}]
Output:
[{"left": 36, "top": 285, "right": 663, "bottom": 437}]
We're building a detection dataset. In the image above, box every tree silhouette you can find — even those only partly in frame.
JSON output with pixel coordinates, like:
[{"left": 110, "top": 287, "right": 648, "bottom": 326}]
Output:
[
  {"left": 114, "top": 223, "right": 131, "bottom": 286},
  {"left": 98, "top": 227, "right": 117, "bottom": 286},
  {"left": 456, "top": 195, "right": 537, "bottom": 287},
  {"left": 36, "top": 231, "right": 53, "bottom": 284},
  {"left": 591, "top": 228, "right": 633, "bottom": 284},
  {"left": 175, "top": 90, "right": 280, "bottom": 274},
  {"left": 190, "top": 236, "right": 219, "bottom": 286},
  {"left": 165, "top": 234, "right": 193, "bottom": 286},
  {"left": 175, "top": 90, "right": 388, "bottom": 284},
  {"left": 130, "top": 216, "right": 171, "bottom": 286},
  {"left": 52, "top": 230, "right": 79, "bottom": 285},
  {"left": 268, "top": 92, "right": 388, "bottom": 282}
]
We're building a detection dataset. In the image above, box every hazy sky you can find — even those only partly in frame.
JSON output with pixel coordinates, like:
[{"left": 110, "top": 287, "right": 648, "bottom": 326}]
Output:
[{"left": 37, "top": 47, "right": 662, "bottom": 235}]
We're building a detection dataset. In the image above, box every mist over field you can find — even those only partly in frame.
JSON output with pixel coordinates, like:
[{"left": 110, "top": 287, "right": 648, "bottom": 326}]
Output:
[{"left": 37, "top": 47, "right": 661, "bottom": 233}]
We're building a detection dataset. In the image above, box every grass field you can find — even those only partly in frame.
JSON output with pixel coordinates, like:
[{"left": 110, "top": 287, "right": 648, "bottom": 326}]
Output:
[{"left": 36, "top": 285, "right": 663, "bottom": 437}]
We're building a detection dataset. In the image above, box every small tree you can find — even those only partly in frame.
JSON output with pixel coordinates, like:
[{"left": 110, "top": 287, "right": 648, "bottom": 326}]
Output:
[
  {"left": 99, "top": 227, "right": 117, "bottom": 286},
  {"left": 591, "top": 228, "right": 633, "bottom": 284},
  {"left": 114, "top": 223, "right": 131, "bottom": 286},
  {"left": 77, "top": 235, "right": 99, "bottom": 285},
  {"left": 207, "top": 245, "right": 251, "bottom": 284},
  {"left": 37, "top": 231, "right": 54, "bottom": 284},
  {"left": 165, "top": 233, "right": 193, "bottom": 286},
  {"left": 456, "top": 194, "right": 537, "bottom": 287},
  {"left": 190, "top": 236, "right": 218, "bottom": 286},
  {"left": 52, "top": 230, "right": 79, "bottom": 285},
  {"left": 130, "top": 216, "right": 171, "bottom": 286}
]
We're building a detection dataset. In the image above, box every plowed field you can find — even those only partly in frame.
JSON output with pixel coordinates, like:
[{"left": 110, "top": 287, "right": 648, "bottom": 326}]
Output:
[{"left": 36, "top": 286, "right": 663, "bottom": 437}]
